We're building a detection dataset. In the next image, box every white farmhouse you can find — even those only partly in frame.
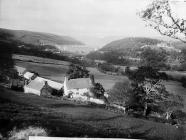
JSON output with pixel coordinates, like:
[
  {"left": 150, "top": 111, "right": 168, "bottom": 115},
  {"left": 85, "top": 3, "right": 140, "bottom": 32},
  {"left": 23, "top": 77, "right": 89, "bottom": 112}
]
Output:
[{"left": 63, "top": 77, "right": 94, "bottom": 98}]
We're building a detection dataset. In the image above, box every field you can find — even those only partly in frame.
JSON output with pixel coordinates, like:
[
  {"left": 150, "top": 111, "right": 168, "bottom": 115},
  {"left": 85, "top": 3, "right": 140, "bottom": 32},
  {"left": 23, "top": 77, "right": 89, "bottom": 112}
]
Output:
[
  {"left": 7, "top": 54, "right": 186, "bottom": 139},
  {"left": 14, "top": 54, "right": 186, "bottom": 110},
  {"left": 87, "top": 67, "right": 128, "bottom": 90},
  {"left": 163, "top": 80, "right": 186, "bottom": 112},
  {"left": 0, "top": 87, "right": 185, "bottom": 140},
  {"left": 14, "top": 54, "right": 128, "bottom": 90},
  {"left": 163, "top": 71, "right": 186, "bottom": 80}
]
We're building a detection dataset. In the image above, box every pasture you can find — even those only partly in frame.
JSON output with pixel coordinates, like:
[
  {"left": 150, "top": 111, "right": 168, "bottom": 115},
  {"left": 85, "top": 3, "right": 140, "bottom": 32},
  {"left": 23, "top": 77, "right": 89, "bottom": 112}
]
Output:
[
  {"left": 14, "top": 54, "right": 128, "bottom": 90},
  {"left": 0, "top": 87, "right": 185, "bottom": 139},
  {"left": 87, "top": 67, "right": 129, "bottom": 90},
  {"left": 163, "top": 80, "right": 186, "bottom": 112}
]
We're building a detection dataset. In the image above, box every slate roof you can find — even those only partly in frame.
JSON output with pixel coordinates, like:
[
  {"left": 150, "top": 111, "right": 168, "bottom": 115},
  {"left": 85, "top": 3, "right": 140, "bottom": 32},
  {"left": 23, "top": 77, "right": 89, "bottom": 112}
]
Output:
[
  {"left": 34, "top": 77, "right": 63, "bottom": 90},
  {"left": 24, "top": 72, "right": 35, "bottom": 79},
  {"left": 66, "top": 78, "right": 92, "bottom": 90},
  {"left": 26, "top": 80, "right": 44, "bottom": 91}
]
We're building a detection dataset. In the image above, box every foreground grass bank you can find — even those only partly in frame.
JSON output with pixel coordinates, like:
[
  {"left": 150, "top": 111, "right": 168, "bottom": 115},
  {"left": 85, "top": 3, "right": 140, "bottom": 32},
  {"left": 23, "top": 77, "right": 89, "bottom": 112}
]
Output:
[{"left": 0, "top": 87, "right": 185, "bottom": 140}]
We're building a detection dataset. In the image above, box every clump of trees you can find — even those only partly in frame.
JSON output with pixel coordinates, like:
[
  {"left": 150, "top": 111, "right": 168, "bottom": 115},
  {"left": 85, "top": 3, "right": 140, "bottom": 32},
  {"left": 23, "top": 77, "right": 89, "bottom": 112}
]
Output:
[
  {"left": 0, "top": 42, "right": 18, "bottom": 83},
  {"left": 180, "top": 77, "right": 186, "bottom": 88},
  {"left": 140, "top": 48, "right": 168, "bottom": 70},
  {"left": 66, "top": 64, "right": 90, "bottom": 80},
  {"left": 97, "top": 63, "right": 119, "bottom": 73},
  {"left": 108, "top": 80, "right": 132, "bottom": 107},
  {"left": 110, "top": 66, "right": 184, "bottom": 122},
  {"left": 179, "top": 49, "right": 186, "bottom": 71},
  {"left": 127, "top": 66, "right": 183, "bottom": 118},
  {"left": 90, "top": 83, "right": 105, "bottom": 98},
  {"left": 87, "top": 51, "right": 130, "bottom": 66}
]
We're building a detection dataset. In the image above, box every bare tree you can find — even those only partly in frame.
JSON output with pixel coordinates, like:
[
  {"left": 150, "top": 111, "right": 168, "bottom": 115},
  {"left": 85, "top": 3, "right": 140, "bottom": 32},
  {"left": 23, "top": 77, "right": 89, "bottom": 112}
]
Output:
[{"left": 139, "top": 0, "right": 186, "bottom": 43}]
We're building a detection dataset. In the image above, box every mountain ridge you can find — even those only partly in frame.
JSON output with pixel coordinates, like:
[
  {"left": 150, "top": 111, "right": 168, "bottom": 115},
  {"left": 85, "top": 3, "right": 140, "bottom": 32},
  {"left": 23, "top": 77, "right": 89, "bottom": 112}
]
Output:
[
  {"left": 0, "top": 28, "right": 84, "bottom": 46},
  {"left": 99, "top": 37, "right": 185, "bottom": 52}
]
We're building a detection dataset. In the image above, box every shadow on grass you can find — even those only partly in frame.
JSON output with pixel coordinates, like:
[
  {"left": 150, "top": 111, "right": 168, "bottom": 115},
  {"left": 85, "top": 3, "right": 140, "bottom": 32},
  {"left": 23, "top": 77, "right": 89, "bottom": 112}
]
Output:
[{"left": 47, "top": 103, "right": 105, "bottom": 109}]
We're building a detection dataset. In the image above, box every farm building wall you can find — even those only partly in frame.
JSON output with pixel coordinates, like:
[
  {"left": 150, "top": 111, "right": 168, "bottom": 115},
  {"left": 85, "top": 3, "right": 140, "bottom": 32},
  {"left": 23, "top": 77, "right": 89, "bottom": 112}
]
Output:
[{"left": 24, "top": 86, "right": 41, "bottom": 96}]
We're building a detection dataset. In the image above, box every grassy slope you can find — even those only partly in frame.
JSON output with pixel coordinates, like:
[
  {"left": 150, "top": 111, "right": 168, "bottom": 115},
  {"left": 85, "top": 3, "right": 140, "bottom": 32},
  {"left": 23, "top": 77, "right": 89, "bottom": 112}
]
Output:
[
  {"left": 0, "top": 87, "right": 185, "bottom": 140},
  {"left": 163, "top": 80, "right": 186, "bottom": 112},
  {"left": 87, "top": 67, "right": 128, "bottom": 90},
  {"left": 0, "top": 28, "right": 83, "bottom": 46}
]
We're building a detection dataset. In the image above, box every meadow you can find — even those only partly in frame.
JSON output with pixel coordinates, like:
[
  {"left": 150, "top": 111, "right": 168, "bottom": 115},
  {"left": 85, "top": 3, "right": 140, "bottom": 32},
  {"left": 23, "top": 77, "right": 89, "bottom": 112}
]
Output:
[
  {"left": 14, "top": 54, "right": 128, "bottom": 90},
  {"left": 0, "top": 87, "right": 185, "bottom": 140}
]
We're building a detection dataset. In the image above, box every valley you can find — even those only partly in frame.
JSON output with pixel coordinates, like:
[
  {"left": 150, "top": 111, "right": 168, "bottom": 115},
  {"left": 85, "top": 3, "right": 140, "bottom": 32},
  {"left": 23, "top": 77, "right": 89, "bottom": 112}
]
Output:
[{"left": 1, "top": 28, "right": 186, "bottom": 140}]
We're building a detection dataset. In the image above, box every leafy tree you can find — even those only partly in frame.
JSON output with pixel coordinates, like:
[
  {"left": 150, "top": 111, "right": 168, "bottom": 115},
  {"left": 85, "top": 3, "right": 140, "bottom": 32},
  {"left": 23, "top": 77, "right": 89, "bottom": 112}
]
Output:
[
  {"left": 67, "top": 64, "right": 90, "bottom": 80},
  {"left": 98, "top": 63, "right": 119, "bottom": 73},
  {"left": 179, "top": 49, "right": 186, "bottom": 70},
  {"left": 127, "top": 66, "right": 183, "bottom": 117},
  {"left": 139, "top": 0, "right": 186, "bottom": 43},
  {"left": 90, "top": 83, "right": 105, "bottom": 98},
  {"left": 0, "top": 43, "right": 17, "bottom": 82},
  {"left": 180, "top": 77, "right": 186, "bottom": 88},
  {"left": 140, "top": 48, "right": 168, "bottom": 70},
  {"left": 109, "top": 80, "right": 133, "bottom": 107}
]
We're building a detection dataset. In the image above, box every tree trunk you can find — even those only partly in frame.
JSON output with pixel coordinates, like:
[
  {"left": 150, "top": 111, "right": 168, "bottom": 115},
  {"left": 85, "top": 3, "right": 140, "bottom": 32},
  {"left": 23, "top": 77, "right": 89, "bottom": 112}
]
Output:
[
  {"left": 166, "top": 111, "right": 172, "bottom": 120},
  {"left": 143, "top": 103, "right": 148, "bottom": 116}
]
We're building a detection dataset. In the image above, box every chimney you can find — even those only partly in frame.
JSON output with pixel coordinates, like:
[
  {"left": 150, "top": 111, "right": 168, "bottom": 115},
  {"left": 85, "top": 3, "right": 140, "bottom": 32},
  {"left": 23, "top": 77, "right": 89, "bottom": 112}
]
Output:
[
  {"left": 45, "top": 81, "right": 48, "bottom": 87},
  {"left": 89, "top": 74, "right": 95, "bottom": 86}
]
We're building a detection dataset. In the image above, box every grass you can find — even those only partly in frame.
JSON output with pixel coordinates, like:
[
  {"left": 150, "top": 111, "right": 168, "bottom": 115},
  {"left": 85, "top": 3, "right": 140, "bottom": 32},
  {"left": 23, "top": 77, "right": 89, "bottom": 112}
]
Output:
[
  {"left": 0, "top": 87, "right": 185, "bottom": 140},
  {"left": 164, "top": 71, "right": 186, "bottom": 80},
  {"left": 87, "top": 67, "right": 129, "bottom": 90},
  {"left": 14, "top": 54, "right": 129, "bottom": 90},
  {"left": 163, "top": 80, "right": 186, "bottom": 112},
  {"left": 10, "top": 54, "right": 186, "bottom": 139}
]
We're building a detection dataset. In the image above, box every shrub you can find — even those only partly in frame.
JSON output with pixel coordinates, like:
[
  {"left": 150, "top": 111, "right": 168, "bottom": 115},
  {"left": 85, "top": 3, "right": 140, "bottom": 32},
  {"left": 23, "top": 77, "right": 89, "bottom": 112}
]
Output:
[
  {"left": 179, "top": 62, "right": 186, "bottom": 71},
  {"left": 8, "top": 126, "right": 47, "bottom": 140},
  {"left": 180, "top": 77, "right": 186, "bottom": 88},
  {"left": 108, "top": 80, "right": 132, "bottom": 107},
  {"left": 98, "top": 63, "right": 119, "bottom": 73},
  {"left": 171, "top": 110, "right": 186, "bottom": 121},
  {"left": 51, "top": 88, "right": 64, "bottom": 97}
]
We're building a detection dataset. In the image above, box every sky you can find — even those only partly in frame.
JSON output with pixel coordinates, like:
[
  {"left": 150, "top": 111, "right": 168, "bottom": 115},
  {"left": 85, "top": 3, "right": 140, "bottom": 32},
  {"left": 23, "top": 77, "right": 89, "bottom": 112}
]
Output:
[{"left": 0, "top": 0, "right": 186, "bottom": 47}]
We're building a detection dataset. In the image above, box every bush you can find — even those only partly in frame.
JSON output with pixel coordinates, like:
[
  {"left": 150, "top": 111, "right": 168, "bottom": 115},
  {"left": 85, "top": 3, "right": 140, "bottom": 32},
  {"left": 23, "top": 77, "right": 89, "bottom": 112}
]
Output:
[
  {"left": 51, "top": 88, "right": 64, "bottom": 97},
  {"left": 108, "top": 80, "right": 132, "bottom": 107},
  {"left": 179, "top": 62, "right": 186, "bottom": 71},
  {"left": 8, "top": 126, "right": 47, "bottom": 140},
  {"left": 98, "top": 63, "right": 119, "bottom": 73},
  {"left": 180, "top": 77, "right": 186, "bottom": 88},
  {"left": 171, "top": 110, "right": 186, "bottom": 121}
]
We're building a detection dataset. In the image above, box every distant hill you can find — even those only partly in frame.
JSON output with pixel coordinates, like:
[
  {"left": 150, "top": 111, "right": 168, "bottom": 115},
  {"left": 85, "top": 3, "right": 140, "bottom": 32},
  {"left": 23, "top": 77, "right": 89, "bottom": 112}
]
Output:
[
  {"left": 100, "top": 37, "right": 162, "bottom": 52},
  {"left": 0, "top": 28, "right": 83, "bottom": 46},
  {"left": 171, "top": 41, "right": 186, "bottom": 49}
]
